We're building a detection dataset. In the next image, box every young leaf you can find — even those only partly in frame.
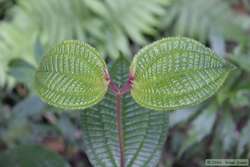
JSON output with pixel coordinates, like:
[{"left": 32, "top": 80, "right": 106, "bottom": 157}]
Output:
[
  {"left": 0, "top": 145, "right": 70, "bottom": 167},
  {"left": 130, "top": 37, "right": 235, "bottom": 111},
  {"left": 81, "top": 57, "right": 169, "bottom": 167},
  {"left": 34, "top": 40, "right": 109, "bottom": 110}
]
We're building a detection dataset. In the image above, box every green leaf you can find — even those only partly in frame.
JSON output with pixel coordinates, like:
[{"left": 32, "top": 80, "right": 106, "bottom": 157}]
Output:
[
  {"left": 8, "top": 59, "right": 36, "bottom": 90},
  {"left": 178, "top": 104, "right": 217, "bottom": 157},
  {"left": 230, "top": 52, "right": 250, "bottom": 72},
  {"left": 162, "top": 0, "right": 250, "bottom": 42},
  {"left": 81, "top": 57, "right": 169, "bottom": 167},
  {"left": 230, "top": 89, "right": 250, "bottom": 108},
  {"left": 0, "top": 145, "right": 69, "bottom": 167},
  {"left": 130, "top": 37, "right": 235, "bottom": 111},
  {"left": 12, "top": 96, "right": 46, "bottom": 118},
  {"left": 34, "top": 40, "right": 109, "bottom": 110}
]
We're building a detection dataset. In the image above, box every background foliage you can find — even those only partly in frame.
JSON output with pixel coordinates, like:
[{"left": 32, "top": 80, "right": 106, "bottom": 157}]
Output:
[{"left": 0, "top": 0, "right": 249, "bottom": 166}]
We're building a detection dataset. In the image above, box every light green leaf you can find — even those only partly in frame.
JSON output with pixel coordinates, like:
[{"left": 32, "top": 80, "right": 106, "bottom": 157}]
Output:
[
  {"left": 130, "top": 37, "right": 235, "bottom": 111},
  {"left": 81, "top": 57, "right": 169, "bottom": 167},
  {"left": 0, "top": 145, "right": 70, "bottom": 167},
  {"left": 162, "top": 0, "right": 250, "bottom": 42},
  {"left": 34, "top": 40, "right": 109, "bottom": 110}
]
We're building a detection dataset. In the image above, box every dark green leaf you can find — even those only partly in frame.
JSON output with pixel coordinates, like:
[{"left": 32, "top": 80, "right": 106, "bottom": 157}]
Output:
[
  {"left": 230, "top": 89, "right": 250, "bottom": 108},
  {"left": 237, "top": 121, "right": 250, "bottom": 156},
  {"left": 81, "top": 57, "right": 169, "bottom": 167},
  {"left": 230, "top": 53, "right": 250, "bottom": 72},
  {"left": 8, "top": 59, "right": 36, "bottom": 89},
  {"left": 178, "top": 104, "right": 216, "bottom": 157},
  {"left": 12, "top": 96, "right": 46, "bottom": 118}
]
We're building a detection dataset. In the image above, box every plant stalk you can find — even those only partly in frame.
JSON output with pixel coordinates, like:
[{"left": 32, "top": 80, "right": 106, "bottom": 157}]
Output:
[
  {"left": 116, "top": 93, "right": 125, "bottom": 167},
  {"left": 108, "top": 74, "right": 134, "bottom": 167}
]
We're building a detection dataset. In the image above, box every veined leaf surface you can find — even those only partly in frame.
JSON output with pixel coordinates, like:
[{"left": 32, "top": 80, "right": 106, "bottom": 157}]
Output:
[
  {"left": 130, "top": 37, "right": 235, "bottom": 111},
  {"left": 34, "top": 40, "right": 108, "bottom": 109},
  {"left": 81, "top": 57, "right": 169, "bottom": 167}
]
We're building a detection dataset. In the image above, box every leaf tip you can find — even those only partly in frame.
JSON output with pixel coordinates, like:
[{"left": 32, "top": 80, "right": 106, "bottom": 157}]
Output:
[{"left": 225, "top": 61, "right": 238, "bottom": 72}]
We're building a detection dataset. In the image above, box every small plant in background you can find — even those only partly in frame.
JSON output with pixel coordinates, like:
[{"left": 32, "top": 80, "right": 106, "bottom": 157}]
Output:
[{"left": 32, "top": 37, "right": 235, "bottom": 167}]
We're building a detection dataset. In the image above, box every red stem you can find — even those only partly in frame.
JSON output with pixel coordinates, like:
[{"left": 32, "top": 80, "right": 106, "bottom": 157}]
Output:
[
  {"left": 107, "top": 72, "right": 135, "bottom": 167},
  {"left": 109, "top": 81, "right": 120, "bottom": 93},
  {"left": 116, "top": 94, "right": 125, "bottom": 167},
  {"left": 120, "top": 72, "right": 134, "bottom": 95}
]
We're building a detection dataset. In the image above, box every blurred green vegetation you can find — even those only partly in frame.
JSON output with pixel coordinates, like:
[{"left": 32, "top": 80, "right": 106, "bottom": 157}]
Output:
[{"left": 0, "top": 0, "right": 250, "bottom": 166}]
